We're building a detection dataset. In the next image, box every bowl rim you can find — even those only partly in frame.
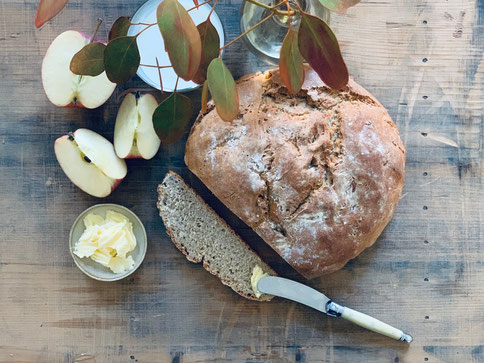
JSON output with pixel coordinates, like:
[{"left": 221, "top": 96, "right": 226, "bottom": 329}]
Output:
[{"left": 69, "top": 203, "right": 148, "bottom": 282}]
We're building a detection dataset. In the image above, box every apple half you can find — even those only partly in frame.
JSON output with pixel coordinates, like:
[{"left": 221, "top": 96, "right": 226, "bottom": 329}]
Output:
[
  {"left": 54, "top": 129, "right": 127, "bottom": 198},
  {"left": 42, "top": 30, "right": 116, "bottom": 109},
  {"left": 114, "top": 93, "right": 161, "bottom": 159}
]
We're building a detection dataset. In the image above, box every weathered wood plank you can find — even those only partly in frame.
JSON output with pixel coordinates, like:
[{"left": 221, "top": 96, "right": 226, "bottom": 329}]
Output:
[{"left": 0, "top": 0, "right": 482, "bottom": 362}]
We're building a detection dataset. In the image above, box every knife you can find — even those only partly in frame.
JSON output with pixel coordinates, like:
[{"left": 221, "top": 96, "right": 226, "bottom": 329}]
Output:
[{"left": 257, "top": 276, "right": 413, "bottom": 342}]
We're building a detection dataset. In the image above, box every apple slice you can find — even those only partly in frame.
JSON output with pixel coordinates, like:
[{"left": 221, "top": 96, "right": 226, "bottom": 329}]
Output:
[
  {"left": 54, "top": 129, "right": 127, "bottom": 198},
  {"left": 42, "top": 30, "right": 116, "bottom": 109},
  {"left": 114, "top": 93, "right": 161, "bottom": 159}
]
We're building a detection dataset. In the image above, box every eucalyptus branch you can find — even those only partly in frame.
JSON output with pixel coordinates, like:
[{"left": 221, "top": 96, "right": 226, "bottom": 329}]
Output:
[
  {"left": 156, "top": 57, "right": 164, "bottom": 93},
  {"left": 207, "top": 0, "right": 219, "bottom": 18},
  {"left": 90, "top": 18, "right": 103, "bottom": 43},
  {"left": 220, "top": 13, "right": 274, "bottom": 52},
  {"left": 130, "top": 22, "right": 156, "bottom": 26},
  {"left": 140, "top": 63, "right": 173, "bottom": 69},
  {"left": 187, "top": 0, "right": 214, "bottom": 12},
  {"left": 134, "top": 23, "right": 157, "bottom": 37},
  {"left": 245, "top": 0, "right": 296, "bottom": 16}
]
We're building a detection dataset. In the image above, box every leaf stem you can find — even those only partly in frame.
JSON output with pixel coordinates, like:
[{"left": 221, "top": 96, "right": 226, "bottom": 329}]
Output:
[
  {"left": 130, "top": 22, "right": 156, "bottom": 26},
  {"left": 187, "top": 0, "right": 213, "bottom": 12},
  {"left": 207, "top": 0, "right": 219, "bottom": 19},
  {"left": 245, "top": 0, "right": 296, "bottom": 16},
  {"left": 156, "top": 57, "right": 163, "bottom": 93},
  {"left": 90, "top": 18, "right": 103, "bottom": 43},
  {"left": 174, "top": 76, "right": 179, "bottom": 92},
  {"left": 134, "top": 23, "right": 156, "bottom": 38},
  {"left": 140, "top": 63, "right": 173, "bottom": 69},
  {"left": 220, "top": 12, "right": 274, "bottom": 52}
]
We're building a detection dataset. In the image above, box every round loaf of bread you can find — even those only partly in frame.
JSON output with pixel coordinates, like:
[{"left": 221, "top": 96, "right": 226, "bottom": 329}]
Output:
[{"left": 185, "top": 67, "right": 405, "bottom": 279}]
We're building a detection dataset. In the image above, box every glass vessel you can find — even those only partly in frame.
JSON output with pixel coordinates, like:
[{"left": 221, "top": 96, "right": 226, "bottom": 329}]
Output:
[{"left": 239, "top": 0, "right": 330, "bottom": 64}]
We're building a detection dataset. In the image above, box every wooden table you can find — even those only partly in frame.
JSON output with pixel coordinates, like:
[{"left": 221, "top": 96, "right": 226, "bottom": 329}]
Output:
[{"left": 1, "top": 0, "right": 482, "bottom": 362}]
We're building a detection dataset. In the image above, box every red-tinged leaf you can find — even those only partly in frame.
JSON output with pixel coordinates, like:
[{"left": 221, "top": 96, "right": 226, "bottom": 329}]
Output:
[
  {"left": 35, "top": 0, "right": 69, "bottom": 28},
  {"left": 152, "top": 93, "right": 193, "bottom": 143},
  {"left": 298, "top": 13, "right": 348, "bottom": 89},
  {"left": 192, "top": 0, "right": 199, "bottom": 8},
  {"left": 319, "top": 0, "right": 360, "bottom": 12},
  {"left": 279, "top": 28, "right": 304, "bottom": 94},
  {"left": 109, "top": 16, "right": 131, "bottom": 41},
  {"left": 201, "top": 80, "right": 209, "bottom": 113},
  {"left": 70, "top": 42, "right": 106, "bottom": 76},
  {"left": 192, "top": 19, "right": 220, "bottom": 84},
  {"left": 157, "top": 0, "right": 202, "bottom": 81},
  {"left": 207, "top": 58, "right": 238, "bottom": 121},
  {"left": 104, "top": 36, "right": 140, "bottom": 84}
]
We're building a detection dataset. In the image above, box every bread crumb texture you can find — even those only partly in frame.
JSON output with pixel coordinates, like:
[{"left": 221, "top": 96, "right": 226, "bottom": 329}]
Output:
[
  {"left": 185, "top": 67, "right": 405, "bottom": 279},
  {"left": 157, "top": 172, "right": 275, "bottom": 301}
]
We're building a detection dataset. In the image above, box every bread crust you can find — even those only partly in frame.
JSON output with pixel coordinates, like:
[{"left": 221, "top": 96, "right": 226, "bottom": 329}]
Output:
[
  {"left": 157, "top": 171, "right": 276, "bottom": 301},
  {"left": 185, "top": 67, "right": 405, "bottom": 279}
]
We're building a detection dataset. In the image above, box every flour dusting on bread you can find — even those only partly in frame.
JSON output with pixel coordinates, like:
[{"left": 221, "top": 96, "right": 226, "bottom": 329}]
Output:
[{"left": 186, "top": 66, "right": 405, "bottom": 279}]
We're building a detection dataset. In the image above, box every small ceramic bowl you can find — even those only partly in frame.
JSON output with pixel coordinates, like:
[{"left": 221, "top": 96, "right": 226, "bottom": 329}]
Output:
[{"left": 69, "top": 204, "right": 147, "bottom": 281}]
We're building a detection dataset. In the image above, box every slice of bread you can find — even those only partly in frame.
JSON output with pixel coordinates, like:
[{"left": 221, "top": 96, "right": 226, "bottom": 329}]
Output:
[{"left": 157, "top": 171, "right": 276, "bottom": 301}]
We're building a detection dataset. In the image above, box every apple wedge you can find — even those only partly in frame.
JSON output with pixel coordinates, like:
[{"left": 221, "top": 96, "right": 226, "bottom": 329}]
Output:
[
  {"left": 42, "top": 30, "right": 116, "bottom": 109},
  {"left": 54, "top": 129, "right": 127, "bottom": 198},
  {"left": 114, "top": 93, "right": 161, "bottom": 159}
]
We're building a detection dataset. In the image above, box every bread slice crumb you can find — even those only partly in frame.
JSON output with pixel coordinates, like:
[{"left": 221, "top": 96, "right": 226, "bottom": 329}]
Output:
[{"left": 157, "top": 171, "right": 276, "bottom": 301}]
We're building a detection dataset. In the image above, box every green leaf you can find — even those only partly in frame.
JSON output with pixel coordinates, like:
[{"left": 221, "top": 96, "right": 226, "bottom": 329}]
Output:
[
  {"left": 207, "top": 58, "right": 238, "bottom": 121},
  {"left": 279, "top": 28, "right": 304, "bottom": 94},
  {"left": 70, "top": 42, "right": 106, "bottom": 76},
  {"left": 192, "top": 19, "right": 220, "bottom": 84},
  {"left": 35, "top": 0, "right": 69, "bottom": 28},
  {"left": 157, "top": 0, "right": 202, "bottom": 81},
  {"left": 298, "top": 13, "right": 348, "bottom": 89},
  {"left": 104, "top": 36, "right": 140, "bottom": 84},
  {"left": 153, "top": 93, "right": 193, "bottom": 143},
  {"left": 109, "top": 16, "right": 131, "bottom": 41},
  {"left": 201, "top": 80, "right": 209, "bottom": 113},
  {"left": 318, "top": 0, "right": 360, "bottom": 12}
]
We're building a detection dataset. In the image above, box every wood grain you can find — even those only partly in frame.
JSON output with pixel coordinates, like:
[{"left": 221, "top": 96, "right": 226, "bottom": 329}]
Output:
[{"left": 0, "top": 0, "right": 482, "bottom": 362}]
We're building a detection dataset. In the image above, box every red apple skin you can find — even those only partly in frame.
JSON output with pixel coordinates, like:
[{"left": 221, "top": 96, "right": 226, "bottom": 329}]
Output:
[
  {"left": 125, "top": 151, "right": 143, "bottom": 159},
  {"left": 54, "top": 133, "right": 126, "bottom": 198},
  {"left": 110, "top": 178, "right": 124, "bottom": 192}
]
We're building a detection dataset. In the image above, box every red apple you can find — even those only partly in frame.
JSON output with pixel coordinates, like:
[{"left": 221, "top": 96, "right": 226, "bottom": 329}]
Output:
[
  {"left": 42, "top": 30, "right": 116, "bottom": 109},
  {"left": 54, "top": 129, "right": 127, "bottom": 198}
]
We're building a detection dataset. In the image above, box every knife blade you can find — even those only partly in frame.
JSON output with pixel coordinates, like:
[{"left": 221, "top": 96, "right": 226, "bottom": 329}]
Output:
[{"left": 257, "top": 276, "right": 413, "bottom": 343}]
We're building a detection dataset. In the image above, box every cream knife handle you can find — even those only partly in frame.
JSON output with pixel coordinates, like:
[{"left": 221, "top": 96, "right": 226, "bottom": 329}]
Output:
[{"left": 326, "top": 302, "right": 413, "bottom": 343}]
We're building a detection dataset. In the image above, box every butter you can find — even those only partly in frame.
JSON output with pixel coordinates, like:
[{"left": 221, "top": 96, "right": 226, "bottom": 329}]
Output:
[
  {"left": 251, "top": 265, "right": 269, "bottom": 298},
  {"left": 74, "top": 210, "right": 137, "bottom": 273}
]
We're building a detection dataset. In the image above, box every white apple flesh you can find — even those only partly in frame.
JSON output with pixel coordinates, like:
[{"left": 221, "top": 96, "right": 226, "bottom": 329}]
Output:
[
  {"left": 42, "top": 30, "right": 116, "bottom": 109},
  {"left": 114, "top": 93, "right": 161, "bottom": 159},
  {"left": 54, "top": 129, "right": 127, "bottom": 198}
]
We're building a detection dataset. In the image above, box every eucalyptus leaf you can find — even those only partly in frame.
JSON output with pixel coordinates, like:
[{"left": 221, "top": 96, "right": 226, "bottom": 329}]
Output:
[
  {"left": 70, "top": 42, "right": 106, "bottom": 76},
  {"left": 298, "top": 13, "right": 348, "bottom": 89},
  {"left": 109, "top": 16, "right": 131, "bottom": 41},
  {"left": 318, "top": 0, "right": 360, "bottom": 12},
  {"left": 104, "top": 36, "right": 140, "bottom": 84},
  {"left": 157, "top": 0, "right": 202, "bottom": 81},
  {"left": 192, "top": 19, "right": 220, "bottom": 84},
  {"left": 35, "top": 0, "right": 69, "bottom": 28},
  {"left": 201, "top": 80, "right": 209, "bottom": 114},
  {"left": 153, "top": 93, "right": 193, "bottom": 143},
  {"left": 207, "top": 58, "right": 238, "bottom": 122},
  {"left": 279, "top": 28, "right": 304, "bottom": 94}
]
